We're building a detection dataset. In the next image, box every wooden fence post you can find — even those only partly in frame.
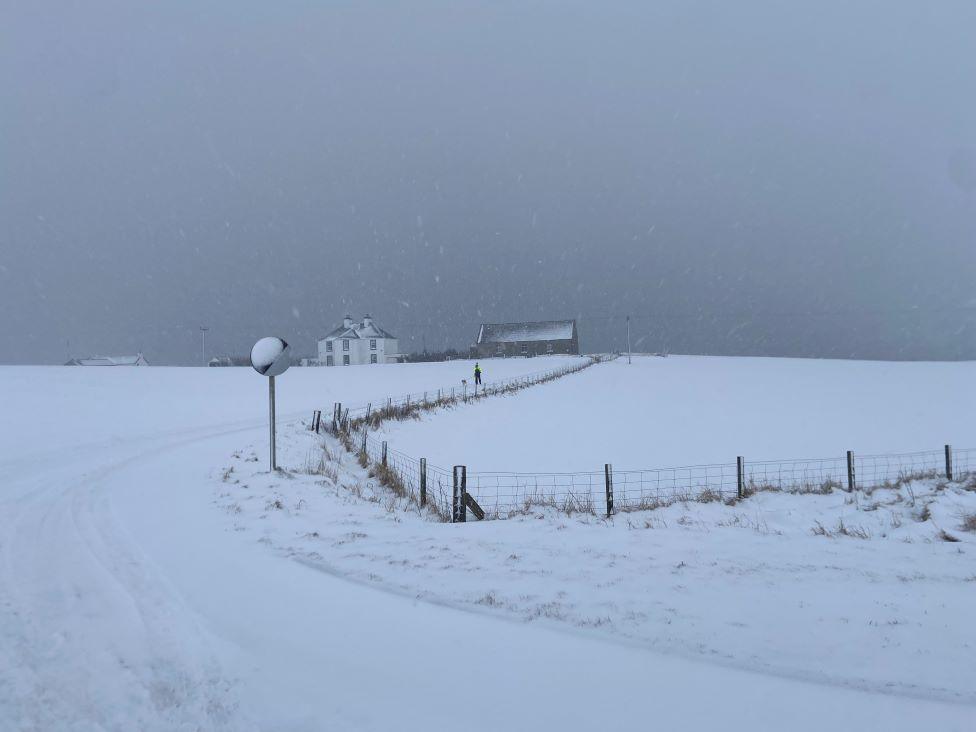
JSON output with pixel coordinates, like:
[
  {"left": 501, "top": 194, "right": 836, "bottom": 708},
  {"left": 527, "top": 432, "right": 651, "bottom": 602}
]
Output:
[
  {"left": 736, "top": 456, "right": 744, "bottom": 499},
  {"left": 365, "top": 403, "right": 372, "bottom": 422},
  {"left": 945, "top": 444, "right": 953, "bottom": 481},
  {"left": 452, "top": 465, "right": 467, "bottom": 523},
  {"left": 382, "top": 441, "right": 388, "bottom": 467},
  {"left": 846, "top": 450, "right": 856, "bottom": 492},
  {"left": 604, "top": 463, "right": 614, "bottom": 517},
  {"left": 312, "top": 410, "right": 321, "bottom": 433},
  {"left": 360, "top": 430, "right": 368, "bottom": 457},
  {"left": 420, "top": 458, "right": 427, "bottom": 508}
]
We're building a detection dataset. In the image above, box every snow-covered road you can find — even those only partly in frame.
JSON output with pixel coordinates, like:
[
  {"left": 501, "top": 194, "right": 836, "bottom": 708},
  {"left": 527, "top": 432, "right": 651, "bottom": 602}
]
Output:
[{"left": 2, "top": 363, "right": 973, "bottom": 730}]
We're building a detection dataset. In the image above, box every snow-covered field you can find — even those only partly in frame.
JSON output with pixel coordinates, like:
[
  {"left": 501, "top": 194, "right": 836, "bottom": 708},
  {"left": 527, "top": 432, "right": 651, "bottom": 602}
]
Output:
[
  {"left": 372, "top": 355, "right": 976, "bottom": 471},
  {"left": 2, "top": 356, "right": 975, "bottom": 730}
]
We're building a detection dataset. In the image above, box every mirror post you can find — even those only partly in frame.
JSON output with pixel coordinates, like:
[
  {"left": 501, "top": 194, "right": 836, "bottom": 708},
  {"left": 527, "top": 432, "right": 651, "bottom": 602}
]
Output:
[
  {"left": 269, "top": 374, "right": 277, "bottom": 471},
  {"left": 250, "top": 336, "right": 289, "bottom": 472}
]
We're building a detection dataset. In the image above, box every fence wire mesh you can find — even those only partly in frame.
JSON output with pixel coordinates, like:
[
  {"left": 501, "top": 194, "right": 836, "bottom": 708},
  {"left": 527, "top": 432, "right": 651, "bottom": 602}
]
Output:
[
  {"left": 347, "top": 440, "right": 975, "bottom": 521},
  {"left": 325, "top": 356, "right": 601, "bottom": 426},
  {"left": 317, "top": 359, "right": 972, "bottom": 522}
]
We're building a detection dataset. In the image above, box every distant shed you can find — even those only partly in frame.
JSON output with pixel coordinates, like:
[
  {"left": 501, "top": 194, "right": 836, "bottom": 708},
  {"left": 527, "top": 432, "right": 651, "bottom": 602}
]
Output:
[{"left": 476, "top": 320, "right": 579, "bottom": 357}]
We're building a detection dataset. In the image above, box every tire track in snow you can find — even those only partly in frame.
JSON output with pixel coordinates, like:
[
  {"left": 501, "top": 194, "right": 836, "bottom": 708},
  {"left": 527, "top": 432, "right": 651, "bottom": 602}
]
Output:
[{"left": 0, "top": 419, "right": 278, "bottom": 731}]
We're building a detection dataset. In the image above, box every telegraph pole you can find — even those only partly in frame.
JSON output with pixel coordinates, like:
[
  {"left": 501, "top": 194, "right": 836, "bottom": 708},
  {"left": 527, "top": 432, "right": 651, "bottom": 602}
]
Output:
[{"left": 200, "top": 325, "right": 209, "bottom": 366}]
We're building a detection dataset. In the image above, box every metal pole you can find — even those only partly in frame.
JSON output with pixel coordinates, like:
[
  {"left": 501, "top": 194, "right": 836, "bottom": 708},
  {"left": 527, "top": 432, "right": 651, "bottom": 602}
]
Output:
[
  {"left": 626, "top": 316, "right": 631, "bottom": 365},
  {"left": 269, "top": 375, "right": 277, "bottom": 471}
]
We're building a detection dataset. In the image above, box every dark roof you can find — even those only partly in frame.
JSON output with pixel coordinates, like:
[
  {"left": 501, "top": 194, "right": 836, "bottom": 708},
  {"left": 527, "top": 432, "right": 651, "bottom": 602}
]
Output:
[{"left": 477, "top": 320, "right": 576, "bottom": 344}]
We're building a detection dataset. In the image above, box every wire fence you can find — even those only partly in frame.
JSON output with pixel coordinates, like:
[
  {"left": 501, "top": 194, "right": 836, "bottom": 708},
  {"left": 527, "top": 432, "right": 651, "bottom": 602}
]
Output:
[
  {"left": 314, "top": 358, "right": 974, "bottom": 523},
  {"left": 319, "top": 355, "right": 605, "bottom": 432},
  {"left": 340, "top": 432, "right": 975, "bottom": 522}
]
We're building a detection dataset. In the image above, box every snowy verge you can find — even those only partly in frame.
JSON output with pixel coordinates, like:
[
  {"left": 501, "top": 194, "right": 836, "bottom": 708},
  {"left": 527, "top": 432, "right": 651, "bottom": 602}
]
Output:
[{"left": 215, "top": 421, "right": 976, "bottom": 705}]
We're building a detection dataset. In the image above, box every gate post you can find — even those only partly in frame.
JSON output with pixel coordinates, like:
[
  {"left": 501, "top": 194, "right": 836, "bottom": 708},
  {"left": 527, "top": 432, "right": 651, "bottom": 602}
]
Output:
[
  {"left": 846, "top": 450, "right": 856, "bottom": 492},
  {"left": 604, "top": 464, "right": 614, "bottom": 517},
  {"left": 945, "top": 445, "right": 953, "bottom": 481},
  {"left": 452, "top": 466, "right": 467, "bottom": 523}
]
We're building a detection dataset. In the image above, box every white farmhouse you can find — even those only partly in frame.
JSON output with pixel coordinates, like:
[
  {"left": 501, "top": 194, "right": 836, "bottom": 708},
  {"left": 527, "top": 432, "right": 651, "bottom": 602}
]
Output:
[{"left": 317, "top": 315, "right": 398, "bottom": 366}]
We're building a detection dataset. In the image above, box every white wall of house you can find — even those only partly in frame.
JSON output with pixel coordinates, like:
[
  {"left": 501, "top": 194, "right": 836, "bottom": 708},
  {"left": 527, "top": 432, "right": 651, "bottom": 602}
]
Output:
[{"left": 316, "top": 315, "right": 398, "bottom": 366}]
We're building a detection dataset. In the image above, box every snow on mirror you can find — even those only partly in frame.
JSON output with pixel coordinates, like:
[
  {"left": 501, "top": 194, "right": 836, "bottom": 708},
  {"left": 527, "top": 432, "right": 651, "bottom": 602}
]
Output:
[{"left": 250, "top": 337, "right": 291, "bottom": 377}]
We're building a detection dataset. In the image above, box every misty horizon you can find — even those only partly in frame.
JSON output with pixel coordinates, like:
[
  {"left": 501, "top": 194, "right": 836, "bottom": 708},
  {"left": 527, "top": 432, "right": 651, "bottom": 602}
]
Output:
[{"left": 3, "top": 1, "right": 975, "bottom": 365}]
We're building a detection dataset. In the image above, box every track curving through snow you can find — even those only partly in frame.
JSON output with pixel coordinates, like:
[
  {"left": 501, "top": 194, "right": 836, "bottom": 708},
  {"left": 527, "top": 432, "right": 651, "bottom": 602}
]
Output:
[{"left": 2, "top": 375, "right": 974, "bottom": 730}]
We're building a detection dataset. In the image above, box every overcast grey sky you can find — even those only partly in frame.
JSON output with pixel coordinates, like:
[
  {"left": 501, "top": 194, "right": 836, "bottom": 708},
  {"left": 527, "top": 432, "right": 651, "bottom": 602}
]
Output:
[{"left": 2, "top": 0, "right": 975, "bottom": 364}]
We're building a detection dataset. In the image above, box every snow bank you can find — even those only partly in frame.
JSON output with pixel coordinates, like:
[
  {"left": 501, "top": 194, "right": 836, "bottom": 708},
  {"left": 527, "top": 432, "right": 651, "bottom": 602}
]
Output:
[{"left": 219, "top": 421, "right": 976, "bottom": 707}]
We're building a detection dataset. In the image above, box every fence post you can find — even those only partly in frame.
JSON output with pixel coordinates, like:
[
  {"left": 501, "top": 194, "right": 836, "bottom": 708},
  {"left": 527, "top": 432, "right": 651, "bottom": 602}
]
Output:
[
  {"left": 360, "top": 430, "right": 368, "bottom": 457},
  {"left": 365, "top": 403, "right": 372, "bottom": 422},
  {"left": 452, "top": 465, "right": 467, "bottom": 523},
  {"left": 312, "top": 410, "right": 321, "bottom": 433},
  {"left": 382, "top": 441, "right": 388, "bottom": 467},
  {"left": 420, "top": 458, "right": 427, "bottom": 508},
  {"left": 945, "top": 444, "right": 953, "bottom": 481},
  {"left": 736, "top": 456, "right": 744, "bottom": 499},
  {"left": 846, "top": 450, "right": 856, "bottom": 492},
  {"left": 604, "top": 463, "right": 614, "bottom": 517}
]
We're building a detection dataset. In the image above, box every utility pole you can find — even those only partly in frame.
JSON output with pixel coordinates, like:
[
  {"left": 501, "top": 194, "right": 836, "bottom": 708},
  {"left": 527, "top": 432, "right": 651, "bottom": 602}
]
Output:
[
  {"left": 200, "top": 325, "right": 209, "bottom": 366},
  {"left": 626, "top": 315, "right": 632, "bottom": 364}
]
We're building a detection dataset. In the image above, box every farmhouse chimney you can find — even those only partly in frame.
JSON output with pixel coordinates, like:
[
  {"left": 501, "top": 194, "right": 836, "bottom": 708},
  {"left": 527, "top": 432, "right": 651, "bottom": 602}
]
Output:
[
  {"left": 363, "top": 314, "right": 373, "bottom": 328},
  {"left": 343, "top": 315, "right": 353, "bottom": 329}
]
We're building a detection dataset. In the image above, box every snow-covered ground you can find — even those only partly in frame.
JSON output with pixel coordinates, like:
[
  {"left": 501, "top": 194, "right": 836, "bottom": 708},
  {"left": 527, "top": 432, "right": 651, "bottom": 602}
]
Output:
[
  {"left": 371, "top": 355, "right": 976, "bottom": 471},
  {"left": 2, "top": 356, "right": 974, "bottom": 730},
  {"left": 222, "top": 420, "right": 976, "bottom": 708}
]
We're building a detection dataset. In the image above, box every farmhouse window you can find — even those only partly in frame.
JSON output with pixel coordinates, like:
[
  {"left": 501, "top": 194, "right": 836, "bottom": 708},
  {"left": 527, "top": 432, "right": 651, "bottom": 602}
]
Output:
[
  {"left": 370, "top": 339, "right": 376, "bottom": 350},
  {"left": 370, "top": 354, "right": 377, "bottom": 364},
  {"left": 343, "top": 355, "right": 350, "bottom": 365},
  {"left": 326, "top": 355, "right": 334, "bottom": 366},
  {"left": 326, "top": 341, "right": 333, "bottom": 352},
  {"left": 343, "top": 340, "right": 349, "bottom": 351}
]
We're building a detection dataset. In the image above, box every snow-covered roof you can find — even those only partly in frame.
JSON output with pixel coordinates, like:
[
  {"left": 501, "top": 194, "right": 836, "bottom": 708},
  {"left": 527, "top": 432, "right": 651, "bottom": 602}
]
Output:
[
  {"left": 477, "top": 320, "right": 576, "bottom": 344},
  {"left": 65, "top": 354, "right": 149, "bottom": 366},
  {"left": 320, "top": 315, "right": 396, "bottom": 342}
]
